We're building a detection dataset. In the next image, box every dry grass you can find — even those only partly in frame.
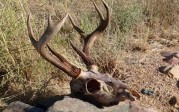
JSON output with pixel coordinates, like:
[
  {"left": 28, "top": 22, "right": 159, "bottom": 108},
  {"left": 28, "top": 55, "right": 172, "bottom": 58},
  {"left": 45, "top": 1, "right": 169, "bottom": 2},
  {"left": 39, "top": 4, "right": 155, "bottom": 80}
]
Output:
[{"left": 0, "top": 0, "right": 179, "bottom": 111}]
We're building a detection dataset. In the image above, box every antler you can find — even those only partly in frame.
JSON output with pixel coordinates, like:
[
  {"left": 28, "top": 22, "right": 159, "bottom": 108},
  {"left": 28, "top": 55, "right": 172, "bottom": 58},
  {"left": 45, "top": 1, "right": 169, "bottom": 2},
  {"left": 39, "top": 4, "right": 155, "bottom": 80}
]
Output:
[
  {"left": 27, "top": 14, "right": 81, "bottom": 78},
  {"left": 69, "top": 0, "right": 110, "bottom": 70},
  {"left": 27, "top": 1, "right": 140, "bottom": 106}
]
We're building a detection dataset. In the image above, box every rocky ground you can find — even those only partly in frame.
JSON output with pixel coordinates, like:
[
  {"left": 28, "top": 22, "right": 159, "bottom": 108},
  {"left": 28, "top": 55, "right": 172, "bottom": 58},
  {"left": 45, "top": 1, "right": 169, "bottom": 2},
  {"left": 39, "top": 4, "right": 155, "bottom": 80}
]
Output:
[
  {"left": 2, "top": 37, "right": 179, "bottom": 112},
  {"left": 118, "top": 39, "right": 179, "bottom": 112}
]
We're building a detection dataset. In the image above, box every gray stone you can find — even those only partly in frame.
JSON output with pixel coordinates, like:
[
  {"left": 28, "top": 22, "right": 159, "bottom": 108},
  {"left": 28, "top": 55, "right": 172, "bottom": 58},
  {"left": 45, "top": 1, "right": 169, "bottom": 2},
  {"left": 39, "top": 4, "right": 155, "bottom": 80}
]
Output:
[
  {"left": 169, "top": 65, "right": 179, "bottom": 79},
  {"left": 3, "top": 96, "right": 157, "bottom": 112},
  {"left": 3, "top": 101, "right": 45, "bottom": 112},
  {"left": 47, "top": 96, "right": 157, "bottom": 112}
]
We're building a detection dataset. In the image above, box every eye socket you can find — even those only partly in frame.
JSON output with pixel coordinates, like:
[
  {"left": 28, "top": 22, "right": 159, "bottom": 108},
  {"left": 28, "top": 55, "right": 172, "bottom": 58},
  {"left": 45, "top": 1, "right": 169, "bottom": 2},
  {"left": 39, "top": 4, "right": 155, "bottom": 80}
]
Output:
[{"left": 86, "top": 79, "right": 101, "bottom": 94}]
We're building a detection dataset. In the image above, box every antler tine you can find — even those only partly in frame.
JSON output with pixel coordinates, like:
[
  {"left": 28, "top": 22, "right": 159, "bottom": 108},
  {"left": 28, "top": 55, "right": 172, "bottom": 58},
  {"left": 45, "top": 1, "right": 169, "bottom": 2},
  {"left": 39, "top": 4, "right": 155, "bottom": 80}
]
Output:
[
  {"left": 27, "top": 14, "right": 81, "bottom": 78},
  {"left": 92, "top": 1, "right": 104, "bottom": 21},
  {"left": 70, "top": 41, "right": 93, "bottom": 66},
  {"left": 27, "top": 14, "right": 38, "bottom": 49},
  {"left": 69, "top": 0, "right": 110, "bottom": 69},
  {"left": 68, "top": 15, "right": 94, "bottom": 66},
  {"left": 39, "top": 14, "right": 67, "bottom": 49},
  {"left": 84, "top": 0, "right": 110, "bottom": 56},
  {"left": 68, "top": 15, "right": 86, "bottom": 39}
]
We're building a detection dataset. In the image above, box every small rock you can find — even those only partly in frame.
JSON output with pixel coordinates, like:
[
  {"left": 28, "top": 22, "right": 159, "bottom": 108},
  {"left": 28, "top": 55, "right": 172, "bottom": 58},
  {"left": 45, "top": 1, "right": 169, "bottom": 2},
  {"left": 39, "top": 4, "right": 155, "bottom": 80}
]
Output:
[
  {"left": 176, "top": 80, "right": 179, "bottom": 88},
  {"left": 161, "top": 52, "right": 179, "bottom": 65},
  {"left": 169, "top": 95, "right": 179, "bottom": 108},
  {"left": 141, "top": 89, "right": 154, "bottom": 95},
  {"left": 158, "top": 66, "right": 172, "bottom": 74},
  {"left": 169, "top": 65, "right": 179, "bottom": 79},
  {"left": 161, "top": 52, "right": 174, "bottom": 57},
  {"left": 161, "top": 52, "right": 179, "bottom": 58},
  {"left": 0, "top": 69, "right": 7, "bottom": 77}
]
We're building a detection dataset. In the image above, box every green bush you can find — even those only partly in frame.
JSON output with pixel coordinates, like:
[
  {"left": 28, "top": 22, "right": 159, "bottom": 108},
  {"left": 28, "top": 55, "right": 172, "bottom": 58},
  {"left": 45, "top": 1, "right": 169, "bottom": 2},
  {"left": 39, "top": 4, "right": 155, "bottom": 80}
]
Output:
[{"left": 115, "top": 3, "right": 144, "bottom": 32}]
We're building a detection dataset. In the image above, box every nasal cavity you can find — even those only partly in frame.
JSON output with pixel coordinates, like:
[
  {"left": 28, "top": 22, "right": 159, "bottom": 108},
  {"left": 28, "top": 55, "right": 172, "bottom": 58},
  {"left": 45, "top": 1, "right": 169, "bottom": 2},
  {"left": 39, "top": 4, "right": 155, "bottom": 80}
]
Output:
[{"left": 86, "top": 79, "right": 101, "bottom": 94}]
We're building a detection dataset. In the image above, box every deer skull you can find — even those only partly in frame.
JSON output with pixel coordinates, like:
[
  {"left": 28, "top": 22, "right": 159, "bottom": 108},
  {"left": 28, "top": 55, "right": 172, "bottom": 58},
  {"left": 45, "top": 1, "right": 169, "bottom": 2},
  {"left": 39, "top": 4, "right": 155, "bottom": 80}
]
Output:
[{"left": 27, "top": 0, "right": 140, "bottom": 106}]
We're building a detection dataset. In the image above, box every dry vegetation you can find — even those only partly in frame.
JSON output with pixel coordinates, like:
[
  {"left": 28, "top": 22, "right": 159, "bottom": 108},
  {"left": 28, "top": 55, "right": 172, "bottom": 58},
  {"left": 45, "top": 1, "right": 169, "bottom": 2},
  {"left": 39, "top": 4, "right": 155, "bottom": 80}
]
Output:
[{"left": 0, "top": 0, "right": 179, "bottom": 111}]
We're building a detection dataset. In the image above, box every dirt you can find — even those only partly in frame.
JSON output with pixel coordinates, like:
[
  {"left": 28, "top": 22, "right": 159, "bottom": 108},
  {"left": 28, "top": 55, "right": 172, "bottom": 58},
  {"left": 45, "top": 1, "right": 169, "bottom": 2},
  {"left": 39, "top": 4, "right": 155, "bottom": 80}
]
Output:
[{"left": 117, "top": 40, "right": 179, "bottom": 112}]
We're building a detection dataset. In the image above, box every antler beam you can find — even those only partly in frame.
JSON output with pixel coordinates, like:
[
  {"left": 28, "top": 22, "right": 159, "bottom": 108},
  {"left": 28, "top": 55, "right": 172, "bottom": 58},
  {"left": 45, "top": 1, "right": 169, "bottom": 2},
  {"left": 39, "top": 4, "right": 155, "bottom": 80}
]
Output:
[{"left": 69, "top": 0, "right": 110, "bottom": 69}]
